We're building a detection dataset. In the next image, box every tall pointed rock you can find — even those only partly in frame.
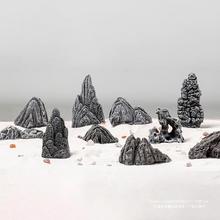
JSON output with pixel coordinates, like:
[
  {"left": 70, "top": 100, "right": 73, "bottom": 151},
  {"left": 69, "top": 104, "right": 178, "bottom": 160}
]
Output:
[
  {"left": 15, "top": 97, "right": 48, "bottom": 128},
  {"left": 72, "top": 75, "right": 105, "bottom": 128}
]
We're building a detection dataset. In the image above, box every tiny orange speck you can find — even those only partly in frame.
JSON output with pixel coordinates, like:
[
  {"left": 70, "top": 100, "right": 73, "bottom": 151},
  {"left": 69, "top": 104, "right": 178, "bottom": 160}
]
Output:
[
  {"left": 43, "top": 159, "right": 51, "bottom": 164},
  {"left": 10, "top": 144, "right": 16, "bottom": 148}
]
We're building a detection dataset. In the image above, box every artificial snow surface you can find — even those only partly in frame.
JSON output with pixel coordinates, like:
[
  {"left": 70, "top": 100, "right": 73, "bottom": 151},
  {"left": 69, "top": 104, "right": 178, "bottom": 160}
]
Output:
[{"left": 1, "top": 119, "right": 220, "bottom": 220}]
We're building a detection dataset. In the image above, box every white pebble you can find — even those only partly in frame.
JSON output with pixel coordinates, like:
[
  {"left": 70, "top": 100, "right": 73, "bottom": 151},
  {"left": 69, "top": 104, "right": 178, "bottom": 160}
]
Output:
[{"left": 87, "top": 140, "right": 95, "bottom": 146}]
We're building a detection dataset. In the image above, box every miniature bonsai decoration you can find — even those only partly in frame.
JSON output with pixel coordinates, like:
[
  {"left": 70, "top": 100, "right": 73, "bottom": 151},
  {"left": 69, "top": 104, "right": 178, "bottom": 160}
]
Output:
[
  {"left": 72, "top": 75, "right": 105, "bottom": 128},
  {"left": 177, "top": 73, "right": 204, "bottom": 128},
  {"left": 15, "top": 97, "right": 48, "bottom": 128},
  {"left": 109, "top": 97, "right": 152, "bottom": 127},
  {"left": 189, "top": 131, "right": 220, "bottom": 159},
  {"left": 42, "top": 108, "right": 70, "bottom": 159},
  {"left": 0, "top": 126, "right": 43, "bottom": 140},
  {"left": 149, "top": 108, "right": 184, "bottom": 144},
  {"left": 119, "top": 135, "right": 171, "bottom": 165},
  {"left": 79, "top": 125, "right": 118, "bottom": 144}
]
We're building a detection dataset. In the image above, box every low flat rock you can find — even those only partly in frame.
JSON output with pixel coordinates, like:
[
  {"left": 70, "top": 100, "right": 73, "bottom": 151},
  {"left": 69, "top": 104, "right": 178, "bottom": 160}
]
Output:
[
  {"left": 21, "top": 129, "right": 43, "bottom": 139},
  {"left": 189, "top": 131, "right": 220, "bottom": 159},
  {"left": 81, "top": 125, "right": 118, "bottom": 144},
  {"left": 119, "top": 135, "right": 171, "bottom": 165}
]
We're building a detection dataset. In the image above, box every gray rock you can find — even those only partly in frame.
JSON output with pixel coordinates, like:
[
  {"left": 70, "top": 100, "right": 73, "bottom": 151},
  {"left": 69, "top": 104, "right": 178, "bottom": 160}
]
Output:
[
  {"left": 119, "top": 135, "right": 171, "bottom": 165},
  {"left": 0, "top": 126, "right": 21, "bottom": 140},
  {"left": 149, "top": 108, "right": 184, "bottom": 144},
  {"left": 72, "top": 75, "right": 105, "bottom": 128},
  {"left": 189, "top": 131, "right": 220, "bottom": 159},
  {"left": 21, "top": 128, "right": 43, "bottom": 139},
  {"left": 81, "top": 125, "right": 118, "bottom": 144},
  {"left": 42, "top": 108, "right": 70, "bottom": 159},
  {"left": 15, "top": 97, "right": 48, "bottom": 128},
  {"left": 177, "top": 73, "right": 204, "bottom": 128},
  {"left": 109, "top": 97, "right": 152, "bottom": 127}
]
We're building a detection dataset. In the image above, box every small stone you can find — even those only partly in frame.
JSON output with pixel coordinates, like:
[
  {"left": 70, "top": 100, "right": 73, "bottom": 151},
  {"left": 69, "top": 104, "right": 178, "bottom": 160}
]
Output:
[
  {"left": 186, "top": 162, "right": 192, "bottom": 167},
  {"left": 87, "top": 140, "right": 95, "bottom": 146},
  {"left": 115, "top": 143, "right": 122, "bottom": 148},
  {"left": 203, "top": 132, "right": 209, "bottom": 137},
  {"left": 121, "top": 135, "right": 127, "bottom": 139},
  {"left": 107, "top": 164, "right": 112, "bottom": 166},
  {"left": 17, "top": 154, "right": 24, "bottom": 157},
  {"left": 77, "top": 157, "right": 83, "bottom": 162},
  {"left": 82, "top": 147, "right": 86, "bottom": 150},
  {"left": 43, "top": 159, "right": 51, "bottom": 164},
  {"left": 9, "top": 144, "right": 16, "bottom": 148},
  {"left": 78, "top": 162, "right": 83, "bottom": 166},
  {"left": 90, "top": 161, "right": 96, "bottom": 165}
]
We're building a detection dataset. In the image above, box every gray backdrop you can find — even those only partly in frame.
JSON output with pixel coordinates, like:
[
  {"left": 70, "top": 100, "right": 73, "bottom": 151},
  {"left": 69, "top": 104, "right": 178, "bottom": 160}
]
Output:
[{"left": 0, "top": 0, "right": 220, "bottom": 120}]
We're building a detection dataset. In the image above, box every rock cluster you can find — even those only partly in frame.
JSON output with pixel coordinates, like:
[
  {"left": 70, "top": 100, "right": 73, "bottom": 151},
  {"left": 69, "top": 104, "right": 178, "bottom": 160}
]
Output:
[
  {"left": 0, "top": 126, "right": 43, "bottom": 140},
  {"left": 42, "top": 109, "right": 70, "bottom": 159},
  {"left": 119, "top": 135, "right": 171, "bottom": 165},
  {"left": 149, "top": 108, "right": 184, "bottom": 144},
  {"left": 15, "top": 97, "right": 48, "bottom": 128},
  {"left": 81, "top": 125, "right": 118, "bottom": 144},
  {"left": 72, "top": 75, "right": 105, "bottom": 128},
  {"left": 109, "top": 97, "right": 152, "bottom": 127},
  {"left": 189, "top": 131, "right": 220, "bottom": 159},
  {"left": 177, "top": 73, "right": 204, "bottom": 128}
]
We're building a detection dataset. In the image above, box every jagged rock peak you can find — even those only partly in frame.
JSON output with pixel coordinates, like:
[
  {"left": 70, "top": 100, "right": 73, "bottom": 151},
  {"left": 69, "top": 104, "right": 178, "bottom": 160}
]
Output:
[
  {"left": 81, "top": 125, "right": 118, "bottom": 144},
  {"left": 119, "top": 135, "right": 171, "bottom": 165},
  {"left": 109, "top": 97, "right": 152, "bottom": 127},
  {"left": 15, "top": 97, "right": 48, "bottom": 128},
  {"left": 189, "top": 131, "right": 220, "bottom": 159},
  {"left": 149, "top": 108, "right": 184, "bottom": 144},
  {"left": 72, "top": 75, "right": 105, "bottom": 128},
  {"left": 42, "top": 108, "right": 70, "bottom": 159},
  {"left": 177, "top": 73, "right": 204, "bottom": 128}
]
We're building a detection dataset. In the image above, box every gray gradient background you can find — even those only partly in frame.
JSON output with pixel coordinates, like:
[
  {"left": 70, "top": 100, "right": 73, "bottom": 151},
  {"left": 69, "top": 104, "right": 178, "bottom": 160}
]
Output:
[{"left": 0, "top": 0, "right": 220, "bottom": 120}]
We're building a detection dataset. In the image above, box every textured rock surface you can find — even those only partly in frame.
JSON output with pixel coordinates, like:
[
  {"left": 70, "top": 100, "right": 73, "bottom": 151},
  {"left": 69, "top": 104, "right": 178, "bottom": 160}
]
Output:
[
  {"left": 72, "top": 75, "right": 105, "bottom": 128},
  {"left": 149, "top": 108, "right": 184, "bottom": 144},
  {"left": 15, "top": 97, "right": 48, "bottom": 128},
  {"left": 42, "top": 108, "right": 70, "bottom": 158},
  {"left": 109, "top": 97, "right": 152, "bottom": 126},
  {"left": 119, "top": 135, "right": 171, "bottom": 165},
  {"left": 189, "top": 131, "right": 220, "bottom": 159},
  {"left": 0, "top": 126, "right": 43, "bottom": 140},
  {"left": 177, "top": 73, "right": 204, "bottom": 128},
  {"left": 81, "top": 125, "right": 118, "bottom": 144}
]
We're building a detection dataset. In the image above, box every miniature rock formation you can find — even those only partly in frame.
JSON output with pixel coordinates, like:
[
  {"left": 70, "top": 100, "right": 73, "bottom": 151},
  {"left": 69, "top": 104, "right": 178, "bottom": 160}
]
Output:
[
  {"left": 42, "top": 108, "right": 70, "bottom": 159},
  {"left": 72, "top": 75, "right": 105, "bottom": 128},
  {"left": 177, "top": 73, "right": 204, "bottom": 128},
  {"left": 81, "top": 125, "right": 118, "bottom": 144},
  {"left": 189, "top": 131, "right": 220, "bottom": 159},
  {"left": 15, "top": 97, "right": 48, "bottom": 128},
  {"left": 109, "top": 97, "right": 152, "bottom": 127},
  {"left": 0, "top": 126, "right": 43, "bottom": 140},
  {"left": 149, "top": 108, "right": 184, "bottom": 144},
  {"left": 119, "top": 135, "right": 171, "bottom": 165}
]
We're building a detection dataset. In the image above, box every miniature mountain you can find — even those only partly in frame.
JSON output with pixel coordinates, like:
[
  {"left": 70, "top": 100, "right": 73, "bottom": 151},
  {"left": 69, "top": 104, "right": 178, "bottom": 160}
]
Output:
[
  {"left": 72, "top": 75, "right": 105, "bottom": 128},
  {"left": 109, "top": 97, "right": 152, "bottom": 127},
  {"left": 15, "top": 97, "right": 48, "bottom": 128},
  {"left": 177, "top": 73, "right": 204, "bottom": 128},
  {"left": 119, "top": 135, "right": 171, "bottom": 165},
  {"left": 189, "top": 131, "right": 220, "bottom": 159},
  {"left": 0, "top": 126, "right": 43, "bottom": 140},
  {"left": 42, "top": 108, "right": 70, "bottom": 159},
  {"left": 81, "top": 125, "right": 118, "bottom": 144},
  {"left": 149, "top": 108, "right": 184, "bottom": 144}
]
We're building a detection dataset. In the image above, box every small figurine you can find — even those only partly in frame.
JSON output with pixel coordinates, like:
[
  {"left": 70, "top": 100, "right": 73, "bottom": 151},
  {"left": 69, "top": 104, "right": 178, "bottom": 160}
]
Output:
[
  {"left": 177, "top": 73, "right": 204, "bottom": 128},
  {"left": 15, "top": 97, "right": 48, "bottom": 128},
  {"left": 80, "top": 125, "right": 118, "bottom": 144},
  {"left": 119, "top": 135, "right": 171, "bottom": 165},
  {"left": 72, "top": 75, "right": 105, "bottom": 128},
  {"left": 42, "top": 108, "right": 70, "bottom": 159},
  {"left": 109, "top": 97, "right": 152, "bottom": 127},
  {"left": 149, "top": 108, "right": 184, "bottom": 144}
]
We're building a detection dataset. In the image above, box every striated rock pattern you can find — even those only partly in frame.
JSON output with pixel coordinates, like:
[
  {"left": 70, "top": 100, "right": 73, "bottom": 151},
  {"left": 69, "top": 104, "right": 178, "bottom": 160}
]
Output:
[
  {"left": 119, "top": 135, "right": 171, "bottom": 165},
  {"left": 72, "top": 75, "right": 105, "bottom": 128},
  {"left": 0, "top": 126, "right": 43, "bottom": 140},
  {"left": 189, "top": 131, "right": 220, "bottom": 159},
  {"left": 15, "top": 97, "right": 48, "bottom": 128},
  {"left": 149, "top": 108, "right": 184, "bottom": 144},
  {"left": 177, "top": 73, "right": 204, "bottom": 128},
  {"left": 42, "top": 108, "right": 70, "bottom": 159},
  {"left": 109, "top": 97, "right": 152, "bottom": 127},
  {"left": 81, "top": 125, "right": 118, "bottom": 144}
]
